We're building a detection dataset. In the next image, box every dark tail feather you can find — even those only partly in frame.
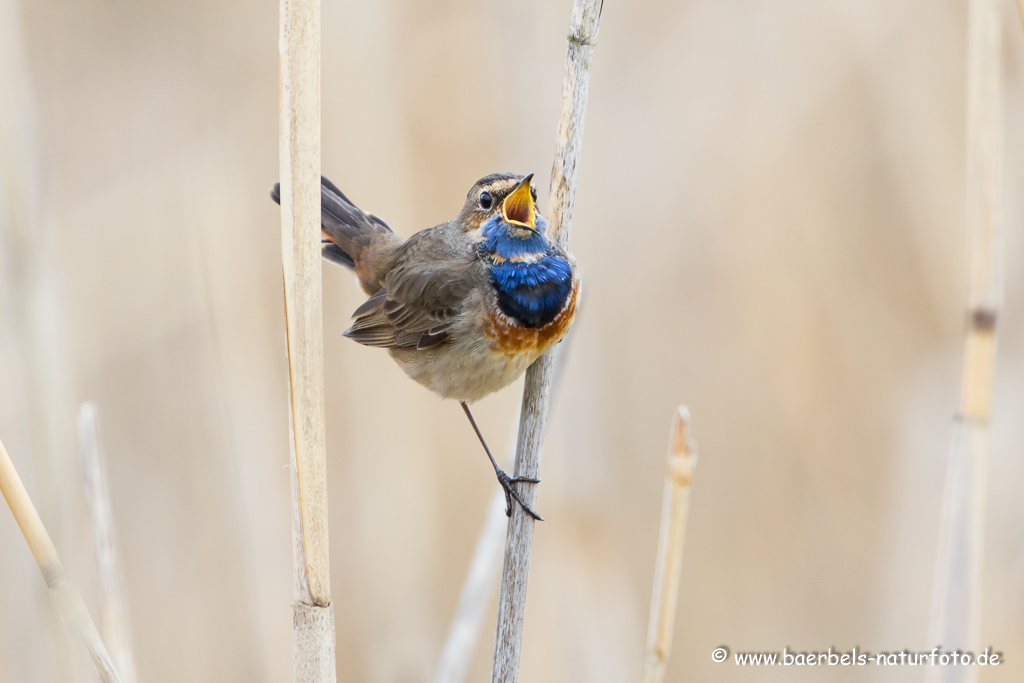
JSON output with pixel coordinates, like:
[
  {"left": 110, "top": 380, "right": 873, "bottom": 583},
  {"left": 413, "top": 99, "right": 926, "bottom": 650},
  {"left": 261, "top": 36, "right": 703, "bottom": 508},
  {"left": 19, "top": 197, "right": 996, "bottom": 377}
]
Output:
[
  {"left": 319, "top": 176, "right": 353, "bottom": 205},
  {"left": 318, "top": 177, "right": 394, "bottom": 232},
  {"left": 270, "top": 177, "right": 395, "bottom": 277},
  {"left": 321, "top": 239, "right": 356, "bottom": 268}
]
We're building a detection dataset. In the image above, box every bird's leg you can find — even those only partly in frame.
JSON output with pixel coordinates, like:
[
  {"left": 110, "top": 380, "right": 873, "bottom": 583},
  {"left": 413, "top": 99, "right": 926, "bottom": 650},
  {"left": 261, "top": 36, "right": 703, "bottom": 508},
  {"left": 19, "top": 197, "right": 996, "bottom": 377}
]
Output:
[{"left": 460, "top": 401, "right": 543, "bottom": 521}]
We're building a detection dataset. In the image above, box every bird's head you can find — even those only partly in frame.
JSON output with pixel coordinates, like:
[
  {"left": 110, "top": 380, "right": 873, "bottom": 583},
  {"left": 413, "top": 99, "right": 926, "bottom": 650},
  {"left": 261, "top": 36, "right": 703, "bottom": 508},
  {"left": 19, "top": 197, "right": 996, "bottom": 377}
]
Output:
[{"left": 458, "top": 172, "right": 544, "bottom": 238}]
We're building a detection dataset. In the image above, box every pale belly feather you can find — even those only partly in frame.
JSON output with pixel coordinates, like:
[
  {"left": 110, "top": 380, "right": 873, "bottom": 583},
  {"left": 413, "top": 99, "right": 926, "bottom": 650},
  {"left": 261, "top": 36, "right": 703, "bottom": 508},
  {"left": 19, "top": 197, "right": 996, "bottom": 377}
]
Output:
[{"left": 389, "top": 336, "right": 541, "bottom": 403}]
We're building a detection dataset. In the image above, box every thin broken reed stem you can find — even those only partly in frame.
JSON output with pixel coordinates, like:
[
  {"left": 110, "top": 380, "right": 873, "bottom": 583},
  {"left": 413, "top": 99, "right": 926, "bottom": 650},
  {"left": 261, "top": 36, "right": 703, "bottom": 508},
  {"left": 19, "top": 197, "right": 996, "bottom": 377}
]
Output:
[
  {"left": 927, "top": 1, "right": 1002, "bottom": 681},
  {"left": 435, "top": 489, "right": 508, "bottom": 683},
  {"left": 0, "top": 433, "right": 121, "bottom": 683},
  {"left": 642, "top": 407, "right": 698, "bottom": 683},
  {"left": 78, "top": 403, "right": 136, "bottom": 683},
  {"left": 490, "top": 1, "right": 603, "bottom": 681}
]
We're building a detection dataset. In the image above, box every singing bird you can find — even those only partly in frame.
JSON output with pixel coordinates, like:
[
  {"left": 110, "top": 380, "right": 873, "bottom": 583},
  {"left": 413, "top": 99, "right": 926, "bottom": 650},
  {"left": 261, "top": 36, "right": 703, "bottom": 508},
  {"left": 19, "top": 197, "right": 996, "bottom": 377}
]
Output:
[{"left": 271, "top": 173, "right": 579, "bottom": 520}]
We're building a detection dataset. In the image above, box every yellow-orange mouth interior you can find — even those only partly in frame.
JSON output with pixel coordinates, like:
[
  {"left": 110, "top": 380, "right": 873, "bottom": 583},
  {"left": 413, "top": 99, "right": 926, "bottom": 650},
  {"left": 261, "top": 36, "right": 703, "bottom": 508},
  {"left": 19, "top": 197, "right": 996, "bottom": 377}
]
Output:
[{"left": 502, "top": 175, "right": 535, "bottom": 228}]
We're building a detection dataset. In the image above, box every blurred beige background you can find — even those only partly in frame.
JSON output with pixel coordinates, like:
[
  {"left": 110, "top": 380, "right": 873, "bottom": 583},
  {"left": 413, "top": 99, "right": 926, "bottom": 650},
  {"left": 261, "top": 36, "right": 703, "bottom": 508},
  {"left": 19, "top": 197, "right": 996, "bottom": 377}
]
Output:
[{"left": 1, "top": 0, "right": 1023, "bottom": 681}]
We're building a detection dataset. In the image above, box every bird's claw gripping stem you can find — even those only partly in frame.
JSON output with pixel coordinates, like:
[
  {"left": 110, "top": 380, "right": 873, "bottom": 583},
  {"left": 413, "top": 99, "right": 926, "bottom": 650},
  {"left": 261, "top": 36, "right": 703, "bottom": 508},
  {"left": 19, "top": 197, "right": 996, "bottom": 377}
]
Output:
[
  {"left": 461, "top": 400, "right": 544, "bottom": 521},
  {"left": 495, "top": 468, "right": 543, "bottom": 521}
]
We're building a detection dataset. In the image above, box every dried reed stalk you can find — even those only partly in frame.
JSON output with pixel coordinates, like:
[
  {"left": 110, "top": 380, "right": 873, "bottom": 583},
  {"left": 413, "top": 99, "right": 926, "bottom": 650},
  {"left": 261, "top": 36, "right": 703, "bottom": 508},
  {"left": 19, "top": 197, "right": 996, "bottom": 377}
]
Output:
[
  {"left": 0, "top": 433, "right": 121, "bottom": 682},
  {"left": 78, "top": 403, "right": 136, "bottom": 683},
  {"left": 491, "top": 1, "right": 603, "bottom": 681},
  {"left": 642, "top": 407, "right": 697, "bottom": 683},
  {"left": 926, "top": 0, "right": 1002, "bottom": 680},
  {"left": 280, "top": 0, "right": 336, "bottom": 678}
]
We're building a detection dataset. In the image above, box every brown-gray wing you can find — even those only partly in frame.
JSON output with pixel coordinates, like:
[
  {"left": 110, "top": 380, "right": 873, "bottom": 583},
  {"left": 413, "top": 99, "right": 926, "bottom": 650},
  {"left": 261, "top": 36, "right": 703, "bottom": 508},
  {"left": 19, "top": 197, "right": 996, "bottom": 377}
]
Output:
[{"left": 344, "top": 257, "right": 481, "bottom": 350}]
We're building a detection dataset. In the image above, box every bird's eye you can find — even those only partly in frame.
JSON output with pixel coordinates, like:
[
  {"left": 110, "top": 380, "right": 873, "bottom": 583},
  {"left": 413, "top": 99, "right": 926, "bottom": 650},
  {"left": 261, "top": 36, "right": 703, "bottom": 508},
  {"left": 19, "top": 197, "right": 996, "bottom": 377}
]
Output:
[{"left": 479, "top": 191, "right": 493, "bottom": 210}]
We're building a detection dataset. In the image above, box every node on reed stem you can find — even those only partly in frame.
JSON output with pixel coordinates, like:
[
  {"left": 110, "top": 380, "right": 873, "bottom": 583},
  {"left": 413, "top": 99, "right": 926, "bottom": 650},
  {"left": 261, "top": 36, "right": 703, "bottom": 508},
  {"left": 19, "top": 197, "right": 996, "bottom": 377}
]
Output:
[{"left": 927, "top": 1, "right": 1003, "bottom": 680}]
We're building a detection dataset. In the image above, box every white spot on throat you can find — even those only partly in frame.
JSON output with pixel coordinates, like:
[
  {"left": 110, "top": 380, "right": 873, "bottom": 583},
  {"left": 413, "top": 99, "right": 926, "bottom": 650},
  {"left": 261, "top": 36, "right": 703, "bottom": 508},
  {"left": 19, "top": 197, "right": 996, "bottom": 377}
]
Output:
[{"left": 491, "top": 252, "right": 545, "bottom": 264}]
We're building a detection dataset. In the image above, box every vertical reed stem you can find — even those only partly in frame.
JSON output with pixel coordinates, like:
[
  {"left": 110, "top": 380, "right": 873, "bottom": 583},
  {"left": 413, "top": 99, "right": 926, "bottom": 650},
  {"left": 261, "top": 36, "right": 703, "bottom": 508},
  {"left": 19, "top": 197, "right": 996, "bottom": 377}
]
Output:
[
  {"left": 279, "top": 0, "right": 335, "bottom": 678},
  {"left": 642, "top": 407, "right": 698, "bottom": 683},
  {"left": 78, "top": 403, "right": 137, "bottom": 683},
  {"left": 0, "top": 433, "right": 121, "bottom": 683},
  {"left": 438, "top": 333, "right": 575, "bottom": 683},
  {"left": 491, "top": 2, "right": 603, "bottom": 681},
  {"left": 927, "top": 1, "right": 1002, "bottom": 681}
]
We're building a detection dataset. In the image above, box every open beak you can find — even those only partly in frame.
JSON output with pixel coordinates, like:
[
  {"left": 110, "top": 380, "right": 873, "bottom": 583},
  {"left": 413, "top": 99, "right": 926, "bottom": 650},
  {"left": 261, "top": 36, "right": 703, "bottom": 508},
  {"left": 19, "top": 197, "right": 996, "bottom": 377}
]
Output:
[{"left": 502, "top": 174, "right": 536, "bottom": 231}]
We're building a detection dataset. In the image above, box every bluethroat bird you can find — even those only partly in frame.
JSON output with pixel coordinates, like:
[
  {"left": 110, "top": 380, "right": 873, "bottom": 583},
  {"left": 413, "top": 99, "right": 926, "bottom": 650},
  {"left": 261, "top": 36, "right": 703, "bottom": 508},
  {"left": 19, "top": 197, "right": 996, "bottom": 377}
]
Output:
[{"left": 271, "top": 173, "right": 580, "bottom": 520}]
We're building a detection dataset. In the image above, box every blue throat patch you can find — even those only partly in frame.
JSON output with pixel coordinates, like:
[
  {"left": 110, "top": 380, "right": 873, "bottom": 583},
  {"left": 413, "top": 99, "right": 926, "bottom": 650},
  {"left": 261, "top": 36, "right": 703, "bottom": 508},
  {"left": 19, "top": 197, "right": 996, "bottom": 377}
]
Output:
[{"left": 480, "top": 215, "right": 573, "bottom": 328}]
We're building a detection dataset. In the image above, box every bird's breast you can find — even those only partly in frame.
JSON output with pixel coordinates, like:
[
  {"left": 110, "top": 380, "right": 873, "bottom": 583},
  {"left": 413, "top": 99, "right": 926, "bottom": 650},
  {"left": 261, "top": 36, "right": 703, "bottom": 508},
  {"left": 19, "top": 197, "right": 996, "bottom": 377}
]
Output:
[
  {"left": 481, "top": 277, "right": 580, "bottom": 358},
  {"left": 488, "top": 249, "right": 574, "bottom": 325},
  {"left": 473, "top": 214, "right": 579, "bottom": 357}
]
